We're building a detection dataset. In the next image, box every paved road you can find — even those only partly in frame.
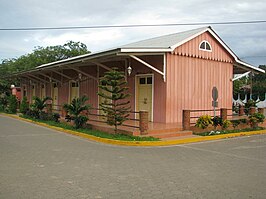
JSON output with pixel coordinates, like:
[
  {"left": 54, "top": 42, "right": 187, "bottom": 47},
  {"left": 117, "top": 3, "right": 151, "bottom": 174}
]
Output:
[{"left": 0, "top": 115, "right": 266, "bottom": 199}]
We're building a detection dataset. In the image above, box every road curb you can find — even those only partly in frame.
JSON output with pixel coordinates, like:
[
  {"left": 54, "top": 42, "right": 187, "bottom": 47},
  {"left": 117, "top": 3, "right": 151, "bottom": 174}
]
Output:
[{"left": 1, "top": 113, "right": 266, "bottom": 147}]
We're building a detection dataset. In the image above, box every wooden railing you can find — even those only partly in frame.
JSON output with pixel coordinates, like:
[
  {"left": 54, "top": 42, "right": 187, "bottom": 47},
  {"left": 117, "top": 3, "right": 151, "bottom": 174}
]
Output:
[
  {"left": 183, "top": 106, "right": 265, "bottom": 130},
  {"left": 46, "top": 104, "right": 149, "bottom": 134}
]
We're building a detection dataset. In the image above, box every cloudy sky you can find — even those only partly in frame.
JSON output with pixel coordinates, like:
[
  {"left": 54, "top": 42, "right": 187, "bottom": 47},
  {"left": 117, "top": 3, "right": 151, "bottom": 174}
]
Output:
[{"left": 0, "top": 0, "right": 266, "bottom": 66}]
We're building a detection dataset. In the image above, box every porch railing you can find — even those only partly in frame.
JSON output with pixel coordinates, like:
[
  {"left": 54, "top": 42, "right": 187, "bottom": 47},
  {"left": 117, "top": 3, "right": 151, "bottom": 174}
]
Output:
[
  {"left": 46, "top": 104, "right": 149, "bottom": 134},
  {"left": 183, "top": 106, "right": 265, "bottom": 130}
]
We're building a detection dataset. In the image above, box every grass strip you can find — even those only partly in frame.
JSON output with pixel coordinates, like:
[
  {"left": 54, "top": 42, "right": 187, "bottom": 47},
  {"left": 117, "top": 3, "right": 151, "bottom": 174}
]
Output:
[
  {"left": 195, "top": 127, "right": 265, "bottom": 136},
  {"left": 20, "top": 115, "right": 160, "bottom": 141}
]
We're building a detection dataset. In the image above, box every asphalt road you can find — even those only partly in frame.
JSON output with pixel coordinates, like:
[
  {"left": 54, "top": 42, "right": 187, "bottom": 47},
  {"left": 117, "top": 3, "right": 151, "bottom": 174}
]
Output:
[{"left": 0, "top": 115, "right": 266, "bottom": 199}]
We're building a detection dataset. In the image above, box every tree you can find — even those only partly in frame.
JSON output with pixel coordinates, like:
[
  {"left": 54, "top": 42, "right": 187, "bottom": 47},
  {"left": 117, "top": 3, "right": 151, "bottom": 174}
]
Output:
[
  {"left": 63, "top": 96, "right": 91, "bottom": 129},
  {"left": 233, "top": 65, "right": 266, "bottom": 100},
  {"left": 0, "top": 41, "right": 90, "bottom": 74},
  {"left": 7, "top": 95, "right": 18, "bottom": 114},
  {"left": 98, "top": 68, "right": 131, "bottom": 133},
  {"left": 252, "top": 65, "right": 266, "bottom": 100},
  {"left": 0, "top": 41, "right": 90, "bottom": 95}
]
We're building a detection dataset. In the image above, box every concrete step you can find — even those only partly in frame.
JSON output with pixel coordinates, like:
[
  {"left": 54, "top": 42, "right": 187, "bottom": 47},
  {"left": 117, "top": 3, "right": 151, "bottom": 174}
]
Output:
[
  {"left": 140, "top": 130, "right": 193, "bottom": 139},
  {"left": 147, "top": 127, "right": 183, "bottom": 134},
  {"left": 133, "top": 127, "right": 184, "bottom": 136}
]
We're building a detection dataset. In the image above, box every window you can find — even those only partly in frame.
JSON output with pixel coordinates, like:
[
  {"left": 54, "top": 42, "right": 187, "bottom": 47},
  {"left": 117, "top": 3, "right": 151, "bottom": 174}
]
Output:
[
  {"left": 199, "top": 40, "right": 212, "bottom": 52},
  {"left": 71, "top": 82, "right": 79, "bottom": 87},
  {"left": 147, "top": 77, "right": 152, "bottom": 84},
  {"left": 139, "top": 78, "right": 146, "bottom": 84}
]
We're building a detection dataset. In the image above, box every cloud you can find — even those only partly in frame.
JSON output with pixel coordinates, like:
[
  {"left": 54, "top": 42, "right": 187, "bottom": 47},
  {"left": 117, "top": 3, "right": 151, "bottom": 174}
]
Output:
[{"left": 0, "top": 0, "right": 266, "bottom": 65}]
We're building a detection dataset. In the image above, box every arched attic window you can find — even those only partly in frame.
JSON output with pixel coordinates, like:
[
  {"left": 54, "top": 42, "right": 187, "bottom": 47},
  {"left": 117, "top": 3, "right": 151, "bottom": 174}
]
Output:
[{"left": 199, "top": 40, "right": 212, "bottom": 52}]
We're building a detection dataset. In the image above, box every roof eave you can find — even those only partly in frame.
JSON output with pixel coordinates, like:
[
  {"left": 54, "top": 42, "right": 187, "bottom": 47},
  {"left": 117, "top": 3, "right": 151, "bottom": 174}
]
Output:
[
  {"left": 36, "top": 48, "right": 120, "bottom": 69},
  {"left": 235, "top": 60, "right": 265, "bottom": 73},
  {"left": 120, "top": 48, "right": 172, "bottom": 53}
]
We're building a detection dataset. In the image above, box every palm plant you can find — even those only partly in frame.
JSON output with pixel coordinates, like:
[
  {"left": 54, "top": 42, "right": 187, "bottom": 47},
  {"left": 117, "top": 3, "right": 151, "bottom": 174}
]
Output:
[
  {"left": 63, "top": 96, "right": 91, "bottom": 128},
  {"left": 32, "top": 96, "right": 52, "bottom": 113}
]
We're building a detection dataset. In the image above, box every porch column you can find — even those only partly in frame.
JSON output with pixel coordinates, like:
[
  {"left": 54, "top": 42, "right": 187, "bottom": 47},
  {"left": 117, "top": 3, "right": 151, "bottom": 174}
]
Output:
[
  {"left": 182, "top": 110, "right": 191, "bottom": 130},
  {"left": 139, "top": 111, "right": 149, "bottom": 135},
  {"left": 220, "top": 108, "right": 227, "bottom": 120},
  {"left": 239, "top": 105, "right": 244, "bottom": 116}
]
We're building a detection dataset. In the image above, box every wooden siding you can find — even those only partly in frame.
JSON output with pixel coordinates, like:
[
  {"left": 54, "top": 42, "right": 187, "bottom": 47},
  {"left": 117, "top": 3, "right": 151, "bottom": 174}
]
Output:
[
  {"left": 58, "top": 83, "right": 69, "bottom": 105},
  {"left": 173, "top": 32, "right": 233, "bottom": 63},
  {"left": 79, "top": 78, "right": 98, "bottom": 112},
  {"left": 166, "top": 54, "right": 233, "bottom": 123},
  {"left": 127, "top": 55, "right": 166, "bottom": 123},
  {"left": 46, "top": 83, "right": 51, "bottom": 98}
]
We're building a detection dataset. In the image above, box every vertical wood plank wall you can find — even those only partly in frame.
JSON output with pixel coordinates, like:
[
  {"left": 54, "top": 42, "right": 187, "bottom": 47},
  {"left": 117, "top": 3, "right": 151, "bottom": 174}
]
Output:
[{"left": 166, "top": 32, "right": 234, "bottom": 124}]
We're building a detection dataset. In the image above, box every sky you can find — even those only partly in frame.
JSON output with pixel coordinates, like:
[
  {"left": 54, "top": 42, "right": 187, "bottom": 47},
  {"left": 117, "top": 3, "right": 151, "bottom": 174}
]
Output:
[{"left": 0, "top": 0, "right": 266, "bottom": 66}]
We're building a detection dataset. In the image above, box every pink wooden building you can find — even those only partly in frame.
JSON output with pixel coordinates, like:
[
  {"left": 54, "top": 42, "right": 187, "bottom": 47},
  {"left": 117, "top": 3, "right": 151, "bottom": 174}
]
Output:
[{"left": 11, "top": 26, "right": 264, "bottom": 126}]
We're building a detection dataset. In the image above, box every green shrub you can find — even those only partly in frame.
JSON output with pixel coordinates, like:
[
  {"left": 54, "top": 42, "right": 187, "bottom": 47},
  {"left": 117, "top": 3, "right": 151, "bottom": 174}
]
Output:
[
  {"left": 20, "top": 96, "right": 29, "bottom": 114},
  {"left": 52, "top": 113, "right": 60, "bottom": 122},
  {"left": 25, "top": 109, "right": 39, "bottom": 119},
  {"left": 239, "top": 118, "right": 247, "bottom": 124},
  {"left": 7, "top": 95, "right": 18, "bottom": 114},
  {"left": 31, "top": 96, "right": 52, "bottom": 113},
  {"left": 195, "top": 115, "right": 213, "bottom": 129},
  {"left": 63, "top": 96, "right": 91, "bottom": 129},
  {"left": 249, "top": 112, "right": 265, "bottom": 128},
  {"left": 244, "top": 100, "right": 258, "bottom": 115},
  {"left": 39, "top": 111, "right": 50, "bottom": 120},
  {"left": 222, "top": 120, "right": 231, "bottom": 129},
  {"left": 73, "top": 115, "right": 88, "bottom": 129},
  {"left": 231, "top": 120, "right": 241, "bottom": 129},
  {"left": 0, "top": 96, "right": 8, "bottom": 112},
  {"left": 212, "top": 116, "right": 223, "bottom": 129}
]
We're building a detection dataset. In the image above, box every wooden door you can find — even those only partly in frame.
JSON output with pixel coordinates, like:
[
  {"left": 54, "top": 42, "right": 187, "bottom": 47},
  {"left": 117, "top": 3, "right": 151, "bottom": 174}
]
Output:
[
  {"left": 70, "top": 82, "right": 79, "bottom": 102},
  {"left": 136, "top": 76, "right": 153, "bottom": 121}
]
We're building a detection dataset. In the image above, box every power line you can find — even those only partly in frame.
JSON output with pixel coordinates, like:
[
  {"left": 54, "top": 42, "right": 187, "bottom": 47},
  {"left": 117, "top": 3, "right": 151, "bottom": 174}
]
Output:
[
  {"left": 0, "top": 20, "right": 266, "bottom": 31},
  {"left": 241, "top": 56, "right": 266, "bottom": 58}
]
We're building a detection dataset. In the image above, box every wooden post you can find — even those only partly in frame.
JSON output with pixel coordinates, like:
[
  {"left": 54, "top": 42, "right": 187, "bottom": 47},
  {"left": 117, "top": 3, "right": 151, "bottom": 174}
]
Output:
[
  {"left": 139, "top": 111, "right": 149, "bottom": 135},
  {"left": 220, "top": 108, "right": 227, "bottom": 120},
  {"left": 258, "top": 108, "right": 264, "bottom": 114},
  {"left": 249, "top": 107, "right": 256, "bottom": 115},
  {"left": 47, "top": 104, "right": 52, "bottom": 114},
  {"left": 239, "top": 105, "right": 244, "bottom": 116},
  {"left": 61, "top": 109, "right": 67, "bottom": 117},
  {"left": 183, "top": 110, "right": 191, "bottom": 130}
]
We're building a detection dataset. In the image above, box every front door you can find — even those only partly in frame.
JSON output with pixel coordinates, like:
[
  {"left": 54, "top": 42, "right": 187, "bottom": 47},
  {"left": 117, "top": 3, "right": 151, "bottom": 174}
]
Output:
[
  {"left": 136, "top": 75, "right": 153, "bottom": 121},
  {"left": 69, "top": 81, "right": 79, "bottom": 102},
  {"left": 52, "top": 83, "right": 58, "bottom": 110}
]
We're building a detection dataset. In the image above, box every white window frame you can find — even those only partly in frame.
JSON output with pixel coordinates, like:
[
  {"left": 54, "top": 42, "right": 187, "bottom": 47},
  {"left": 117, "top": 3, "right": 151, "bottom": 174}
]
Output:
[{"left": 199, "top": 40, "right": 212, "bottom": 52}]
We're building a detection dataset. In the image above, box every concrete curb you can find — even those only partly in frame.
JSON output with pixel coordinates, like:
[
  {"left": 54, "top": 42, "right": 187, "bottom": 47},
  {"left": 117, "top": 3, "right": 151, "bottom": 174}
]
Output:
[{"left": 1, "top": 113, "right": 266, "bottom": 147}]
